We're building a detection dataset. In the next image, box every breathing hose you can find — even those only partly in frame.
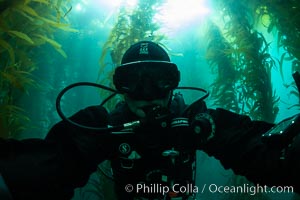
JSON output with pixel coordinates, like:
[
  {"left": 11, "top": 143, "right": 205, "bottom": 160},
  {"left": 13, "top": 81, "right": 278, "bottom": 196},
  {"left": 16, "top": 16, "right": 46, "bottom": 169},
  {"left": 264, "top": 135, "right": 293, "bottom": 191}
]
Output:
[{"left": 55, "top": 82, "right": 209, "bottom": 132}]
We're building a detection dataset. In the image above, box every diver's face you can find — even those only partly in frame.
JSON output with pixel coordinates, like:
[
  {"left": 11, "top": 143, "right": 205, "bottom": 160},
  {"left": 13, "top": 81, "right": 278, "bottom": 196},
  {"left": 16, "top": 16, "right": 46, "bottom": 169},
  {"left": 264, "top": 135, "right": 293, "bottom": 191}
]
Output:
[{"left": 125, "top": 92, "right": 171, "bottom": 118}]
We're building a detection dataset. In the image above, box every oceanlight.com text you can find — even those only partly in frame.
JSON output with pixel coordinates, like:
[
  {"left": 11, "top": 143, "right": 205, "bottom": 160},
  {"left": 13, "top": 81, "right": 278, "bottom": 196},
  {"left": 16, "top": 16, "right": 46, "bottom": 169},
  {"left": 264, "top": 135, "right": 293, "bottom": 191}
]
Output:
[{"left": 206, "top": 184, "right": 293, "bottom": 195}]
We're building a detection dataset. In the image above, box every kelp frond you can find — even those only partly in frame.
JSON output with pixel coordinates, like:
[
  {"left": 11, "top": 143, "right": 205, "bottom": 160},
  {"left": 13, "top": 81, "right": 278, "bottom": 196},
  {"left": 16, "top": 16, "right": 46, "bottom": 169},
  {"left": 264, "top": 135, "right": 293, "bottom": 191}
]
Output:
[
  {"left": 0, "top": 104, "right": 30, "bottom": 138},
  {"left": 0, "top": 64, "right": 37, "bottom": 93},
  {"left": 8, "top": 30, "right": 35, "bottom": 44}
]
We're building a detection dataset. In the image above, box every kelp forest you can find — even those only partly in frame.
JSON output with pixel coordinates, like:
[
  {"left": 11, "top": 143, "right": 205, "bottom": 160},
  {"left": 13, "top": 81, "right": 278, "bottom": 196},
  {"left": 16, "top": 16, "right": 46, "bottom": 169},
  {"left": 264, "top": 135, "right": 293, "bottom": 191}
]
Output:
[
  {"left": 0, "top": 0, "right": 76, "bottom": 138},
  {"left": 1, "top": 0, "right": 300, "bottom": 199}
]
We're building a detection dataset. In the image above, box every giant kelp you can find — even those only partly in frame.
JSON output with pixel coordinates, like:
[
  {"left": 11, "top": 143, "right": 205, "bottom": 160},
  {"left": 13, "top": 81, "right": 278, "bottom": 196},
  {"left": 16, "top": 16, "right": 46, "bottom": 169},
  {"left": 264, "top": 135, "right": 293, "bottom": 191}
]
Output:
[
  {"left": 232, "top": 0, "right": 300, "bottom": 111},
  {"left": 0, "top": 0, "right": 76, "bottom": 138},
  {"left": 206, "top": 1, "right": 279, "bottom": 199},
  {"left": 260, "top": 0, "right": 300, "bottom": 61},
  {"left": 208, "top": 0, "right": 278, "bottom": 123},
  {"left": 97, "top": 0, "right": 166, "bottom": 110},
  {"left": 256, "top": 0, "right": 300, "bottom": 109},
  {"left": 205, "top": 21, "right": 240, "bottom": 113}
]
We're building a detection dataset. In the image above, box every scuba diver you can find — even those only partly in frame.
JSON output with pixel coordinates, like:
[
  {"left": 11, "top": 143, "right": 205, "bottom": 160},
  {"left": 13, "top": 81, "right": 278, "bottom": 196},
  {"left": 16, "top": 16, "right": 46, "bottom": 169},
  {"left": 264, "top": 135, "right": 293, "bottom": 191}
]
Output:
[
  {"left": 0, "top": 40, "right": 300, "bottom": 200},
  {"left": 71, "top": 40, "right": 207, "bottom": 200},
  {"left": 68, "top": 41, "right": 300, "bottom": 200}
]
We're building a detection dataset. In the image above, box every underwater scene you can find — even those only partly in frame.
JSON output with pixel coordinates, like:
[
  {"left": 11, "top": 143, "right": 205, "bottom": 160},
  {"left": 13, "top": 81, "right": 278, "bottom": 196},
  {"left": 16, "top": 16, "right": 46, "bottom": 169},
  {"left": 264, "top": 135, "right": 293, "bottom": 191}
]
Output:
[{"left": 1, "top": 0, "right": 300, "bottom": 199}]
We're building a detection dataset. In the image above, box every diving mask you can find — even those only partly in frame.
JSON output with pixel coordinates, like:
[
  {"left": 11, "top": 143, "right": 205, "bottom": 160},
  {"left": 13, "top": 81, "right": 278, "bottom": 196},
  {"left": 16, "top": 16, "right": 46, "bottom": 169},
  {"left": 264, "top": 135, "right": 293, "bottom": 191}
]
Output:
[{"left": 113, "top": 61, "right": 180, "bottom": 100}]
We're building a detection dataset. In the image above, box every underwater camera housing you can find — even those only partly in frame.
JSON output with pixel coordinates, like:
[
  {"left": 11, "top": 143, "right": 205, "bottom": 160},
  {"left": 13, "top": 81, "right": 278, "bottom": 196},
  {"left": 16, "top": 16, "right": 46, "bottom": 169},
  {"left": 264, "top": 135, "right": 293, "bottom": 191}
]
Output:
[
  {"left": 262, "top": 71, "right": 300, "bottom": 148},
  {"left": 262, "top": 114, "right": 300, "bottom": 148}
]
